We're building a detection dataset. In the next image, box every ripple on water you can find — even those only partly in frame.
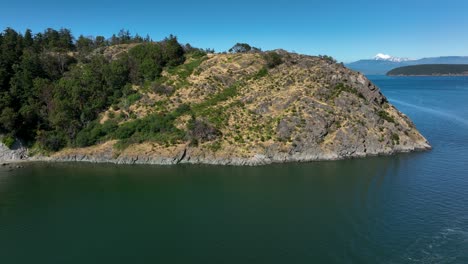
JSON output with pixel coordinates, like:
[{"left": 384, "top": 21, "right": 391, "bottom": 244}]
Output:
[
  {"left": 389, "top": 98, "right": 468, "bottom": 128},
  {"left": 403, "top": 223, "right": 468, "bottom": 264}
]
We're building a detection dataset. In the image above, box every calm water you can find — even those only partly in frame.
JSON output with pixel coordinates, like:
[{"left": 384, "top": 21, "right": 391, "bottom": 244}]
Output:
[{"left": 1, "top": 76, "right": 467, "bottom": 263}]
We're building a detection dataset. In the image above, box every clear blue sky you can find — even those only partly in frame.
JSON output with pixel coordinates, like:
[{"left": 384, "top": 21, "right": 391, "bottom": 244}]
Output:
[{"left": 2, "top": 0, "right": 468, "bottom": 62}]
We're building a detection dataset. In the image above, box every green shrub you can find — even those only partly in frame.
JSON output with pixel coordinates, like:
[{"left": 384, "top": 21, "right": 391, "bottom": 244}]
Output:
[
  {"left": 254, "top": 67, "right": 268, "bottom": 79},
  {"left": 74, "top": 120, "right": 118, "bottom": 147},
  {"left": 189, "top": 50, "right": 207, "bottom": 59},
  {"left": 165, "top": 54, "right": 208, "bottom": 89},
  {"left": 330, "top": 83, "right": 365, "bottom": 100},
  {"left": 229, "top": 43, "right": 254, "bottom": 53},
  {"left": 127, "top": 93, "right": 142, "bottom": 104},
  {"left": 193, "top": 82, "right": 240, "bottom": 113},
  {"left": 378, "top": 110, "right": 395, "bottom": 123},
  {"left": 113, "top": 120, "right": 141, "bottom": 139},
  {"left": 1, "top": 135, "right": 15, "bottom": 148},
  {"left": 207, "top": 141, "right": 222, "bottom": 152},
  {"left": 318, "top": 55, "right": 337, "bottom": 63},
  {"left": 391, "top": 133, "right": 400, "bottom": 145},
  {"left": 127, "top": 38, "right": 185, "bottom": 83},
  {"left": 110, "top": 104, "right": 191, "bottom": 149},
  {"left": 263, "top": 52, "right": 283, "bottom": 68},
  {"left": 37, "top": 131, "right": 67, "bottom": 151}
]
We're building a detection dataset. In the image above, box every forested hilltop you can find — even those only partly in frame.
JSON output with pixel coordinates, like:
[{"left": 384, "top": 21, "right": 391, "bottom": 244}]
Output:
[
  {"left": 0, "top": 28, "right": 205, "bottom": 151},
  {"left": 0, "top": 27, "right": 430, "bottom": 165}
]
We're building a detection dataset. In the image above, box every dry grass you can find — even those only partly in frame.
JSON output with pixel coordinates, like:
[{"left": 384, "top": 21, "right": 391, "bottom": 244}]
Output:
[{"left": 59, "top": 51, "right": 429, "bottom": 159}]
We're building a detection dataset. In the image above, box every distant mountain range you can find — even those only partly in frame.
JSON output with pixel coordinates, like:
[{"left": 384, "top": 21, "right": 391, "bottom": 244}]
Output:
[
  {"left": 373, "top": 53, "right": 412, "bottom": 63},
  {"left": 346, "top": 54, "right": 468, "bottom": 75}
]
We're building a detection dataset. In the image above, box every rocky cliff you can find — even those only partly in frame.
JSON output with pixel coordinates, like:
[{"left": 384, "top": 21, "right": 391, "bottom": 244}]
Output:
[
  {"left": 0, "top": 139, "right": 28, "bottom": 163},
  {"left": 1, "top": 50, "right": 431, "bottom": 165}
]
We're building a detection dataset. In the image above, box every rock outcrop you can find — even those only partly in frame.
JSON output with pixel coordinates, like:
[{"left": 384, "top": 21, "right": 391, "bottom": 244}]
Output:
[{"left": 0, "top": 139, "right": 28, "bottom": 163}]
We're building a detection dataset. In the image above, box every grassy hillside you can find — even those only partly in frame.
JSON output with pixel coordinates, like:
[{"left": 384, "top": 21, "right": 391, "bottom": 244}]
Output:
[
  {"left": 0, "top": 27, "right": 430, "bottom": 164},
  {"left": 49, "top": 49, "right": 430, "bottom": 164},
  {"left": 387, "top": 64, "right": 468, "bottom": 76}
]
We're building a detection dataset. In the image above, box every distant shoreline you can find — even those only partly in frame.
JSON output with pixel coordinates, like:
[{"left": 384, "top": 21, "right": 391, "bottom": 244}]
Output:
[
  {"left": 388, "top": 74, "right": 468, "bottom": 77},
  {"left": 386, "top": 64, "right": 468, "bottom": 76}
]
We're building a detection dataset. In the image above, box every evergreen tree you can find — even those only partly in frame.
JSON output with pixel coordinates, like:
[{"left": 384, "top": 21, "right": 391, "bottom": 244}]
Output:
[
  {"left": 76, "top": 35, "right": 94, "bottom": 54},
  {"left": 23, "top": 29, "right": 34, "bottom": 48},
  {"left": 117, "top": 29, "right": 131, "bottom": 44},
  {"left": 162, "top": 35, "right": 185, "bottom": 67},
  {"left": 95, "top": 36, "right": 106, "bottom": 47},
  {"left": 0, "top": 27, "right": 190, "bottom": 151}
]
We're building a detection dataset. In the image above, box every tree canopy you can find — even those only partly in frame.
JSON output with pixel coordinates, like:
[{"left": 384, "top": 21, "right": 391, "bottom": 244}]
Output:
[
  {"left": 228, "top": 43, "right": 261, "bottom": 53},
  {"left": 0, "top": 27, "right": 189, "bottom": 151},
  {"left": 0, "top": 27, "right": 291, "bottom": 153}
]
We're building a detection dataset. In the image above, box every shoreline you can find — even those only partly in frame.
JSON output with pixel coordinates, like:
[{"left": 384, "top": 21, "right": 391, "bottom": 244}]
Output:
[
  {"left": 387, "top": 74, "right": 468, "bottom": 77},
  {"left": 1, "top": 143, "right": 431, "bottom": 167}
]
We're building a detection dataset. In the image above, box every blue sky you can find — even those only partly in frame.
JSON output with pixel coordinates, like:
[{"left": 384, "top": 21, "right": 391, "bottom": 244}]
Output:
[{"left": 2, "top": 0, "right": 468, "bottom": 62}]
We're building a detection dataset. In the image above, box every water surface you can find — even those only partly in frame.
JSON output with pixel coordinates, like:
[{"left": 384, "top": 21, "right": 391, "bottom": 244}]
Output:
[{"left": 0, "top": 76, "right": 467, "bottom": 263}]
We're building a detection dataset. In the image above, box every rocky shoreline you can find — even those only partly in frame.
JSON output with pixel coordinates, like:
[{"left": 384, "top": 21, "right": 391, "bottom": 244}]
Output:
[
  {"left": 387, "top": 74, "right": 468, "bottom": 77},
  {"left": 1, "top": 139, "right": 431, "bottom": 166}
]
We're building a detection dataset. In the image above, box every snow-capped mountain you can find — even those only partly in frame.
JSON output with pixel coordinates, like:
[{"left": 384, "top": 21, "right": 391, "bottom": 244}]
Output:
[
  {"left": 346, "top": 55, "right": 468, "bottom": 75},
  {"left": 373, "top": 53, "right": 413, "bottom": 62}
]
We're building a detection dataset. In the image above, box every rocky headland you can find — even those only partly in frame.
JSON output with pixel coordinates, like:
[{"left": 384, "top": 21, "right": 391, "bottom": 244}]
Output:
[{"left": 0, "top": 50, "right": 431, "bottom": 166}]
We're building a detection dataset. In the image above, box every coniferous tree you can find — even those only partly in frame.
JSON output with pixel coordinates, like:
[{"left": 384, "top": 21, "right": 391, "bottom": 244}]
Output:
[
  {"left": 0, "top": 27, "right": 189, "bottom": 150},
  {"left": 23, "top": 29, "right": 34, "bottom": 48}
]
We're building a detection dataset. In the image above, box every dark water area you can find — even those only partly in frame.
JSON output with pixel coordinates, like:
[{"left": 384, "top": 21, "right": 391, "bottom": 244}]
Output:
[{"left": 0, "top": 76, "right": 467, "bottom": 263}]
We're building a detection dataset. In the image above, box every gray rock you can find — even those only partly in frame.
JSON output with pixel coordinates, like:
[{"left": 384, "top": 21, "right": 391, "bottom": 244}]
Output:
[{"left": 0, "top": 137, "right": 28, "bottom": 162}]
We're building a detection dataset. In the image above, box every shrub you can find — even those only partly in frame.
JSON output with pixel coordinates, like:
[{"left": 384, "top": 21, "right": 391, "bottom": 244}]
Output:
[
  {"left": 263, "top": 52, "right": 283, "bottom": 68},
  {"left": 207, "top": 141, "right": 222, "bottom": 152},
  {"left": 127, "top": 93, "right": 142, "bottom": 104},
  {"left": 254, "top": 67, "right": 268, "bottom": 79},
  {"left": 74, "top": 120, "right": 118, "bottom": 147},
  {"left": 75, "top": 125, "right": 100, "bottom": 147},
  {"left": 110, "top": 103, "right": 191, "bottom": 149},
  {"left": 166, "top": 54, "right": 208, "bottom": 84},
  {"left": 188, "top": 49, "right": 207, "bottom": 59},
  {"left": 229, "top": 43, "right": 252, "bottom": 53},
  {"left": 120, "top": 92, "right": 141, "bottom": 109},
  {"left": 152, "top": 83, "right": 174, "bottom": 95},
  {"left": 189, "top": 138, "right": 199, "bottom": 147},
  {"left": 101, "top": 120, "right": 119, "bottom": 134},
  {"left": 194, "top": 82, "right": 240, "bottom": 112},
  {"left": 318, "top": 55, "right": 337, "bottom": 63},
  {"left": 330, "top": 83, "right": 365, "bottom": 100},
  {"left": 391, "top": 133, "right": 400, "bottom": 145},
  {"left": 113, "top": 120, "right": 140, "bottom": 139},
  {"left": 1, "top": 135, "right": 15, "bottom": 148},
  {"left": 378, "top": 110, "right": 395, "bottom": 123},
  {"left": 187, "top": 119, "right": 221, "bottom": 143},
  {"left": 37, "top": 130, "right": 67, "bottom": 151}
]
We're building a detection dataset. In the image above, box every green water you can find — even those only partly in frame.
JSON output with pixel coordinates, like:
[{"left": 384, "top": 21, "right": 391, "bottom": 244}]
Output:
[{"left": 1, "top": 76, "right": 467, "bottom": 263}]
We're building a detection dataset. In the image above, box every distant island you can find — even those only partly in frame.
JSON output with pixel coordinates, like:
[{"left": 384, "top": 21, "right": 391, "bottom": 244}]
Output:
[
  {"left": 0, "top": 27, "right": 430, "bottom": 165},
  {"left": 346, "top": 55, "right": 468, "bottom": 75},
  {"left": 387, "top": 64, "right": 468, "bottom": 76}
]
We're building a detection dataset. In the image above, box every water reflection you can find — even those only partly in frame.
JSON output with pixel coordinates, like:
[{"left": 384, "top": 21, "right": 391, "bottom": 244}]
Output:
[{"left": 0, "top": 155, "right": 407, "bottom": 263}]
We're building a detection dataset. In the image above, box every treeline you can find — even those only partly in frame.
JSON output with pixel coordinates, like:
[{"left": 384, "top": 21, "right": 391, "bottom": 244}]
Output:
[
  {"left": 0, "top": 27, "right": 201, "bottom": 150},
  {"left": 387, "top": 64, "right": 468, "bottom": 76}
]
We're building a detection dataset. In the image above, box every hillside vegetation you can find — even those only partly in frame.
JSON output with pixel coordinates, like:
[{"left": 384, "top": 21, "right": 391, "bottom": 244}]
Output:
[
  {"left": 387, "top": 64, "right": 468, "bottom": 76},
  {"left": 0, "top": 28, "right": 430, "bottom": 165}
]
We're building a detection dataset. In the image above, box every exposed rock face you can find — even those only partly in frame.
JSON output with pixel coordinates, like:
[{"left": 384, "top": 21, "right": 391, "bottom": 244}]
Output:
[
  {"left": 1, "top": 51, "right": 431, "bottom": 165},
  {"left": 0, "top": 139, "right": 28, "bottom": 162}
]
